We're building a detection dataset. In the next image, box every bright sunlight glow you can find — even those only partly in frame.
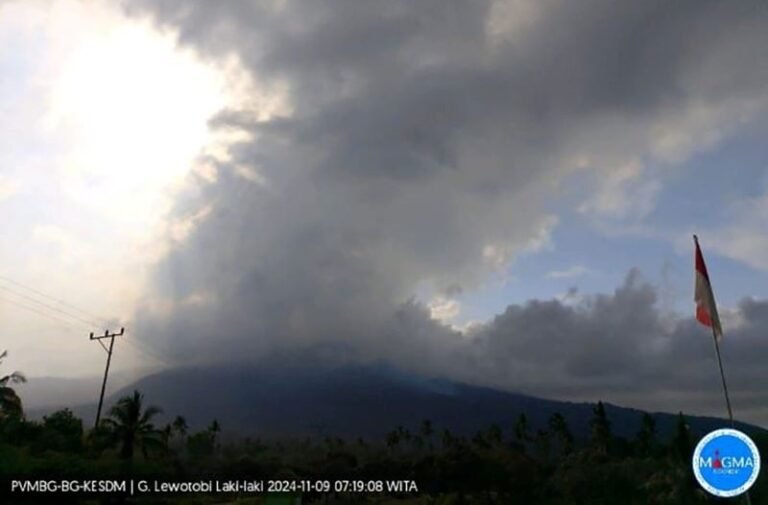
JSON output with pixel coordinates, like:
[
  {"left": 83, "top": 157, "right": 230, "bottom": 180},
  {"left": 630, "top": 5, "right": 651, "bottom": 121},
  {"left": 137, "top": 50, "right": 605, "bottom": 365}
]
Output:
[
  {"left": 42, "top": 1, "right": 228, "bottom": 232},
  {"left": 0, "top": 0, "right": 250, "bottom": 376}
]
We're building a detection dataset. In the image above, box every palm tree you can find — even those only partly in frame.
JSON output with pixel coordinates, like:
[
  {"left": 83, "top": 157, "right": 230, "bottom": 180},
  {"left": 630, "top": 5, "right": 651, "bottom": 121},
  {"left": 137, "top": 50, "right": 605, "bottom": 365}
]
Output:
[
  {"left": 102, "top": 390, "right": 163, "bottom": 460},
  {"left": 0, "top": 350, "right": 25, "bottom": 420},
  {"left": 208, "top": 419, "right": 222, "bottom": 453},
  {"left": 172, "top": 415, "right": 188, "bottom": 438}
]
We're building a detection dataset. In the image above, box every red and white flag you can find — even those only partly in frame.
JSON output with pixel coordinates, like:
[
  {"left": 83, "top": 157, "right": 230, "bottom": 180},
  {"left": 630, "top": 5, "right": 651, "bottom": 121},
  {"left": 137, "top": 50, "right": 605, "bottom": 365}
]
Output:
[{"left": 694, "top": 235, "right": 723, "bottom": 340}]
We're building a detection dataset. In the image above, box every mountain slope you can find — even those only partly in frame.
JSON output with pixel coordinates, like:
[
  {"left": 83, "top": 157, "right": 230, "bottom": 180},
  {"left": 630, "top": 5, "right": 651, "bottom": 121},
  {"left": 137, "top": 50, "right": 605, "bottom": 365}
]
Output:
[{"left": 66, "top": 360, "right": 759, "bottom": 441}]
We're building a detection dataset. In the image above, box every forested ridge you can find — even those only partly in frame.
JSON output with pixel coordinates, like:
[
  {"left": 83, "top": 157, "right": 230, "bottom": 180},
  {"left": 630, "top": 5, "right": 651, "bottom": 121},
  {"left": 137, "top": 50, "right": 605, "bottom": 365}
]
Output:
[{"left": 2, "top": 351, "right": 767, "bottom": 504}]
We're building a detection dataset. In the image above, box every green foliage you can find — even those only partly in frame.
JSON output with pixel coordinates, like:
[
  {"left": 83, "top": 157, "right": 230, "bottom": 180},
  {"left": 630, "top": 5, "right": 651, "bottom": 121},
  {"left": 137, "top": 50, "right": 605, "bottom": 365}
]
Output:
[
  {"left": 3, "top": 383, "right": 768, "bottom": 504},
  {"left": 101, "top": 390, "right": 164, "bottom": 460},
  {"left": 187, "top": 429, "right": 216, "bottom": 459},
  {"left": 40, "top": 408, "right": 84, "bottom": 453},
  {"left": 514, "top": 412, "right": 530, "bottom": 444},
  {"left": 486, "top": 423, "right": 503, "bottom": 447},
  {"left": 0, "top": 350, "right": 25, "bottom": 420},
  {"left": 172, "top": 415, "right": 188, "bottom": 437},
  {"left": 635, "top": 412, "right": 657, "bottom": 457},
  {"left": 0, "top": 415, "right": 43, "bottom": 450},
  {"left": 672, "top": 412, "right": 692, "bottom": 464},
  {"left": 549, "top": 412, "right": 574, "bottom": 456},
  {"left": 590, "top": 401, "right": 612, "bottom": 456}
]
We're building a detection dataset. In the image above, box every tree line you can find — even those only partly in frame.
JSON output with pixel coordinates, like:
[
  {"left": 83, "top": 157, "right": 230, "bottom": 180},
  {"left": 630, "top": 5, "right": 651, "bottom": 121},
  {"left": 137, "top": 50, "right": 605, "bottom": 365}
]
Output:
[{"left": 1, "top": 349, "right": 767, "bottom": 504}]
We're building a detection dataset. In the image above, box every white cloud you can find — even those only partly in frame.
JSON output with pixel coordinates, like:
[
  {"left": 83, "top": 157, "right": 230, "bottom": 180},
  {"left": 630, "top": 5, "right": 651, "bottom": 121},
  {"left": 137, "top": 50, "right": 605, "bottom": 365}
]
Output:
[
  {"left": 555, "top": 287, "right": 585, "bottom": 307},
  {"left": 693, "top": 191, "right": 768, "bottom": 272},
  {"left": 0, "top": 175, "right": 18, "bottom": 201},
  {"left": 427, "top": 296, "right": 461, "bottom": 323},
  {"left": 577, "top": 159, "right": 661, "bottom": 220},
  {"left": 31, "top": 225, "right": 90, "bottom": 265},
  {"left": 546, "top": 265, "right": 589, "bottom": 279},
  {"left": 486, "top": 0, "right": 543, "bottom": 48},
  {"left": 169, "top": 204, "right": 213, "bottom": 243},
  {"left": 233, "top": 163, "right": 269, "bottom": 186}
]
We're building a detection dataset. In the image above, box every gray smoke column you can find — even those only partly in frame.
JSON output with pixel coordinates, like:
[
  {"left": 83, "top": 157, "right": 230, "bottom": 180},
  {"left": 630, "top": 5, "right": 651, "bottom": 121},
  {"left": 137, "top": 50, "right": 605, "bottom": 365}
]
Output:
[{"left": 124, "top": 0, "right": 768, "bottom": 421}]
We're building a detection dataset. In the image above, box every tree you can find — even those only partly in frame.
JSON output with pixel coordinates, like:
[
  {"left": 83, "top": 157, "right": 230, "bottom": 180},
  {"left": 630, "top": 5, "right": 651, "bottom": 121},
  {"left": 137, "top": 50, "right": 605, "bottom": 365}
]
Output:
[
  {"left": 386, "top": 428, "right": 401, "bottom": 452},
  {"left": 421, "top": 419, "right": 434, "bottom": 452},
  {"left": 672, "top": 412, "right": 691, "bottom": 464},
  {"left": 472, "top": 430, "right": 490, "bottom": 449},
  {"left": 441, "top": 428, "right": 455, "bottom": 450},
  {"left": 0, "top": 350, "right": 25, "bottom": 420},
  {"left": 590, "top": 401, "right": 612, "bottom": 456},
  {"left": 164, "top": 415, "right": 188, "bottom": 449},
  {"left": 42, "top": 408, "right": 83, "bottom": 453},
  {"left": 487, "top": 424, "right": 503, "bottom": 447},
  {"left": 207, "top": 419, "right": 222, "bottom": 453},
  {"left": 172, "top": 415, "right": 188, "bottom": 438},
  {"left": 187, "top": 430, "right": 216, "bottom": 459},
  {"left": 514, "top": 413, "right": 530, "bottom": 443},
  {"left": 548, "top": 412, "right": 574, "bottom": 456},
  {"left": 534, "top": 429, "right": 551, "bottom": 463},
  {"left": 102, "top": 390, "right": 163, "bottom": 460},
  {"left": 635, "top": 413, "right": 656, "bottom": 457},
  {"left": 398, "top": 425, "right": 412, "bottom": 444}
]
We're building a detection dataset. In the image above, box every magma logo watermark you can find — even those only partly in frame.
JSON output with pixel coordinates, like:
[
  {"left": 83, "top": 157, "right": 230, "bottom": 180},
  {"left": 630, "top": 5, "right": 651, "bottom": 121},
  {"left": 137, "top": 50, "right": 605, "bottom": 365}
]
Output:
[{"left": 693, "top": 428, "right": 760, "bottom": 498}]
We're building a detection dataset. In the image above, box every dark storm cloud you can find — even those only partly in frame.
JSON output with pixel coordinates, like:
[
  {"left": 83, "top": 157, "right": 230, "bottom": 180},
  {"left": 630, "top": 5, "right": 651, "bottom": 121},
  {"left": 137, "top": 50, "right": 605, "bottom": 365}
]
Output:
[
  {"left": 459, "top": 272, "right": 768, "bottom": 422},
  {"left": 124, "top": 0, "right": 768, "bottom": 420}
]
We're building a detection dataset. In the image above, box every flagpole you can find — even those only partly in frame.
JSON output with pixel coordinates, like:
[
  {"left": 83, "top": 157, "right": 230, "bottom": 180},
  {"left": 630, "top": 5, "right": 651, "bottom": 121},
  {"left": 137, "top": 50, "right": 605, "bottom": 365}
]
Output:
[
  {"left": 693, "top": 234, "right": 734, "bottom": 427},
  {"left": 713, "top": 331, "right": 753, "bottom": 505},
  {"left": 709, "top": 314, "right": 752, "bottom": 505},
  {"left": 710, "top": 324, "right": 734, "bottom": 428},
  {"left": 695, "top": 236, "right": 751, "bottom": 505}
]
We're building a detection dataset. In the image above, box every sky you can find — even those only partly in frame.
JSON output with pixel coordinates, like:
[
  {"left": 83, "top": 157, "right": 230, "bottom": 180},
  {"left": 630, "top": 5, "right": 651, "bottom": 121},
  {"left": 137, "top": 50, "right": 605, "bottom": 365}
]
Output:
[{"left": 2, "top": 0, "right": 768, "bottom": 425}]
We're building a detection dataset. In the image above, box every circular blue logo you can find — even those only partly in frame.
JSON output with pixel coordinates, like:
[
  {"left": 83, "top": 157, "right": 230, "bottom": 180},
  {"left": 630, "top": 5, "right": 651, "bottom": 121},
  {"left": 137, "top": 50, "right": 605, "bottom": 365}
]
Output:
[{"left": 692, "top": 428, "right": 761, "bottom": 497}]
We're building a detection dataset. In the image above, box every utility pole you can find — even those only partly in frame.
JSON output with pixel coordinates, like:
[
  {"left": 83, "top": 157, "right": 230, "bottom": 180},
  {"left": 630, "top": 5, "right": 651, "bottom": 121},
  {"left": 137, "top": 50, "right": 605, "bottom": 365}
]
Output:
[{"left": 90, "top": 327, "right": 125, "bottom": 429}]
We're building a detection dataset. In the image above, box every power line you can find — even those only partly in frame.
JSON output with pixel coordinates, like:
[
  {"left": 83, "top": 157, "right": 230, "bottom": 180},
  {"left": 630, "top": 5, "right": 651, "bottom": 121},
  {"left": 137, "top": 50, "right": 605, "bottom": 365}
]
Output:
[
  {"left": 0, "top": 294, "right": 87, "bottom": 333},
  {"left": 123, "top": 335, "right": 173, "bottom": 368},
  {"left": 0, "top": 273, "right": 174, "bottom": 370},
  {"left": 0, "top": 274, "right": 106, "bottom": 324},
  {"left": 0, "top": 285, "right": 102, "bottom": 329}
]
